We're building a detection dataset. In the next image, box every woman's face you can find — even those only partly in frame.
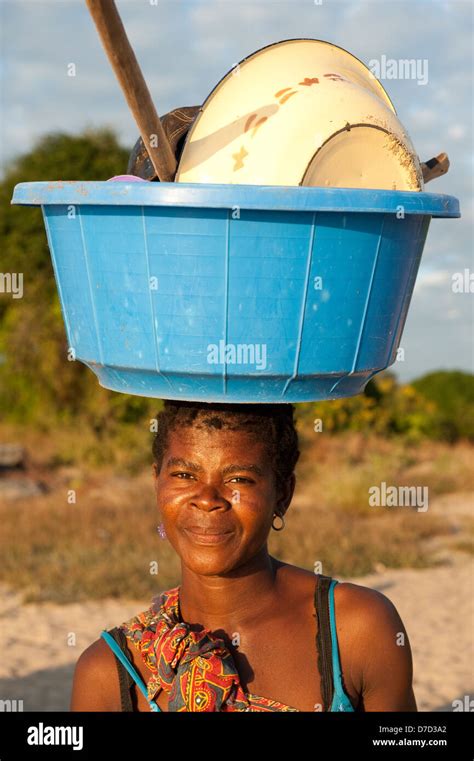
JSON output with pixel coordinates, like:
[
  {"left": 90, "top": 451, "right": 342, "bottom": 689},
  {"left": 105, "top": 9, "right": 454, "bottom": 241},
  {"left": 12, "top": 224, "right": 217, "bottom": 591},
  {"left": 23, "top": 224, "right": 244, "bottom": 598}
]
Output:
[{"left": 153, "top": 425, "right": 294, "bottom": 575}]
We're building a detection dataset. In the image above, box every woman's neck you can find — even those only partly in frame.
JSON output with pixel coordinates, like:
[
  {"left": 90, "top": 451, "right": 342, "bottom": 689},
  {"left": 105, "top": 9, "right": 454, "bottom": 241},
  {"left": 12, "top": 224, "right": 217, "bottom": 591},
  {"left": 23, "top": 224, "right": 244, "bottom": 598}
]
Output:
[{"left": 177, "top": 550, "right": 283, "bottom": 632}]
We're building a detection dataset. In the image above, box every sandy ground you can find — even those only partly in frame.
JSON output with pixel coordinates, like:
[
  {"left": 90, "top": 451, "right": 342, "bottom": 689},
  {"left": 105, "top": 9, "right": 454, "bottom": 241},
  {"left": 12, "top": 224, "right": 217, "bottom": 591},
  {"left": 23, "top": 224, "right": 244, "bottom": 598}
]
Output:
[
  {"left": 342, "top": 553, "right": 473, "bottom": 712},
  {"left": 1, "top": 496, "right": 472, "bottom": 713}
]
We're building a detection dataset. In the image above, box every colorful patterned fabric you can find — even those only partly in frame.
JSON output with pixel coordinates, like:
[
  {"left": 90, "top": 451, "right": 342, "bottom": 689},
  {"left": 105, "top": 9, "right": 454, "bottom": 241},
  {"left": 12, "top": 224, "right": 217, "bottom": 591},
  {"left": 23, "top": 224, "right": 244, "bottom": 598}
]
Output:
[{"left": 118, "top": 585, "right": 299, "bottom": 712}]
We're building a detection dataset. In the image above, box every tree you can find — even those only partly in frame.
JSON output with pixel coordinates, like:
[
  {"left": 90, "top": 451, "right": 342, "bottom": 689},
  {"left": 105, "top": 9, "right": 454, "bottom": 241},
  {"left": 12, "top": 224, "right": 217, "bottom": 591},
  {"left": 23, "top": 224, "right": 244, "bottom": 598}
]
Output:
[
  {"left": 412, "top": 370, "right": 474, "bottom": 441},
  {"left": 0, "top": 129, "right": 156, "bottom": 428}
]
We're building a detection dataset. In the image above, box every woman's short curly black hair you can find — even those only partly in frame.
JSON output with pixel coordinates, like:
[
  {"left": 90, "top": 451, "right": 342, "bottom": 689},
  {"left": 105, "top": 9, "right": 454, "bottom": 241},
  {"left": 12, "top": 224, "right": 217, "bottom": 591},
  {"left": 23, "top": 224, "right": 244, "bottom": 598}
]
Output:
[{"left": 152, "top": 400, "right": 300, "bottom": 494}]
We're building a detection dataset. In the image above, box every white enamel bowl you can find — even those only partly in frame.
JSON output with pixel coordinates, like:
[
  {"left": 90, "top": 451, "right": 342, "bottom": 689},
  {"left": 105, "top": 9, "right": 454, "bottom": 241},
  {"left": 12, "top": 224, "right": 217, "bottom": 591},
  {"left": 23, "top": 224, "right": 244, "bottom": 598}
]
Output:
[{"left": 176, "top": 38, "right": 423, "bottom": 191}]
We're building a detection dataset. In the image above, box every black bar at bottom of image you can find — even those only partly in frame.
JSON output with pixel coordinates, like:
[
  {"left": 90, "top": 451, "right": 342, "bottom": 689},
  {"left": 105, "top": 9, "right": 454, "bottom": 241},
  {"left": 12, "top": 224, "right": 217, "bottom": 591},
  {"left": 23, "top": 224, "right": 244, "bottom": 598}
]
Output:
[{"left": 0, "top": 710, "right": 472, "bottom": 759}]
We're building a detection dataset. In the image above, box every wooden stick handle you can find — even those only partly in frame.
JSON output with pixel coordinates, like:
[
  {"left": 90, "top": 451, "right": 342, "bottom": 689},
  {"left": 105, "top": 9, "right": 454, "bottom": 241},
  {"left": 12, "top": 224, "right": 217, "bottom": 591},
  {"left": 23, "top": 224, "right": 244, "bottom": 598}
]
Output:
[
  {"left": 421, "top": 152, "right": 450, "bottom": 184},
  {"left": 85, "top": 0, "right": 176, "bottom": 182}
]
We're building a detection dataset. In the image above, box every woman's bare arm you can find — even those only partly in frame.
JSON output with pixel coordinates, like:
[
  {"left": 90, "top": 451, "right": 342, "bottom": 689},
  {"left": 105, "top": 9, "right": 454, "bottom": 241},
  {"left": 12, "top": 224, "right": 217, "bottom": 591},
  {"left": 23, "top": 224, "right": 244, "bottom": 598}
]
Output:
[
  {"left": 70, "top": 638, "right": 121, "bottom": 711},
  {"left": 339, "top": 582, "right": 418, "bottom": 711}
]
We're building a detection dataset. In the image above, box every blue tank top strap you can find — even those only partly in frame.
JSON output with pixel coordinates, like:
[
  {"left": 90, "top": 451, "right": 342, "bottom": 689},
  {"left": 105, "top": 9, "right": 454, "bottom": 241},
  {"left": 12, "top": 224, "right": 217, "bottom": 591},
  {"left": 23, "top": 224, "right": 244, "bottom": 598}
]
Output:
[
  {"left": 100, "top": 630, "right": 161, "bottom": 712},
  {"left": 327, "top": 580, "right": 355, "bottom": 712}
]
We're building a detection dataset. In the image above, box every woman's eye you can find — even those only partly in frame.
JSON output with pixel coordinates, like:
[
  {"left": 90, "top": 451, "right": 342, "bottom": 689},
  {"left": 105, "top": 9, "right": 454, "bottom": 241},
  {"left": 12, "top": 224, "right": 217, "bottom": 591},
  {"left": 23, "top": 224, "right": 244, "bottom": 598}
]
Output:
[{"left": 171, "top": 473, "right": 252, "bottom": 484}]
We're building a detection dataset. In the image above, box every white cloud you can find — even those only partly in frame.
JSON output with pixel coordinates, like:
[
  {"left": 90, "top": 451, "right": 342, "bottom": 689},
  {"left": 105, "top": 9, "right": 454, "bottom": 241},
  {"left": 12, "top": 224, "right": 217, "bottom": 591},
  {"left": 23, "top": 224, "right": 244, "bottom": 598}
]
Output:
[
  {"left": 447, "top": 124, "right": 468, "bottom": 140},
  {"left": 407, "top": 108, "right": 439, "bottom": 129},
  {"left": 414, "top": 270, "right": 451, "bottom": 290}
]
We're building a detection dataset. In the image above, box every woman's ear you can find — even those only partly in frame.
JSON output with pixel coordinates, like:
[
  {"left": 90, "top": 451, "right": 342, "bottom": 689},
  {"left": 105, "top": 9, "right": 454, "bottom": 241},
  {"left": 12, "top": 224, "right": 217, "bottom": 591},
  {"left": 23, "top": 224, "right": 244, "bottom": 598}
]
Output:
[{"left": 277, "top": 472, "right": 296, "bottom": 516}]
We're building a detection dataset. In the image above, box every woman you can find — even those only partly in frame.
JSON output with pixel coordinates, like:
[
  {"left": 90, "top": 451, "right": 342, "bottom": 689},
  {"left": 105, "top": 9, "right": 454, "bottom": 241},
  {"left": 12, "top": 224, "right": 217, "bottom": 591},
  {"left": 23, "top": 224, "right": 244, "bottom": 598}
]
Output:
[{"left": 70, "top": 401, "right": 417, "bottom": 712}]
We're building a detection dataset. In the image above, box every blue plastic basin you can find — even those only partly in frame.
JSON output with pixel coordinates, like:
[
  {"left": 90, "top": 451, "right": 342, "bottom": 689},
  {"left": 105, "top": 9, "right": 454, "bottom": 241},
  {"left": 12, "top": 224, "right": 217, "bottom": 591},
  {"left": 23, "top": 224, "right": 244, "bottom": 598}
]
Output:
[{"left": 11, "top": 181, "right": 460, "bottom": 403}]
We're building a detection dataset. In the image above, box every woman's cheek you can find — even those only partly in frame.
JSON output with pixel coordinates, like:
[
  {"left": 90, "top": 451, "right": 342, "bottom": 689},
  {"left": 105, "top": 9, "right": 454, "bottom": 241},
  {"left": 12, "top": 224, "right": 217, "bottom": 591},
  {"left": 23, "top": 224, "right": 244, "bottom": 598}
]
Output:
[
  {"left": 157, "top": 483, "right": 190, "bottom": 509},
  {"left": 235, "top": 498, "right": 273, "bottom": 535}
]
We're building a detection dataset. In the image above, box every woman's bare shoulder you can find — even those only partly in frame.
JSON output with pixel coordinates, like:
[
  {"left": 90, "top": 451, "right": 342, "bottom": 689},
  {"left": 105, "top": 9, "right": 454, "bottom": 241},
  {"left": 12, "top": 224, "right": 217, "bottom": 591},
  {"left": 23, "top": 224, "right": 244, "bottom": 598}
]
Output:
[
  {"left": 334, "top": 580, "right": 417, "bottom": 710},
  {"left": 333, "top": 578, "right": 407, "bottom": 630},
  {"left": 274, "top": 558, "right": 402, "bottom": 623},
  {"left": 70, "top": 636, "right": 121, "bottom": 712}
]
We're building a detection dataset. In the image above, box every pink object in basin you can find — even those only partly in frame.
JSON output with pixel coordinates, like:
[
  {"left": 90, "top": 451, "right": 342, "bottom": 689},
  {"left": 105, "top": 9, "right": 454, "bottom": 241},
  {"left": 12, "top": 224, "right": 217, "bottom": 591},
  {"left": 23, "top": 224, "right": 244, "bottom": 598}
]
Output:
[{"left": 107, "top": 174, "right": 148, "bottom": 182}]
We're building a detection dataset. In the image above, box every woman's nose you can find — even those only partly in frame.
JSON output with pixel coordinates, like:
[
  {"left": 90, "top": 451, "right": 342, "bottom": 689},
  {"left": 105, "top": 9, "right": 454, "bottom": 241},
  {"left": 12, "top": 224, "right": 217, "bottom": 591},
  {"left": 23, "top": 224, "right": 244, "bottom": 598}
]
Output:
[{"left": 190, "top": 483, "right": 230, "bottom": 511}]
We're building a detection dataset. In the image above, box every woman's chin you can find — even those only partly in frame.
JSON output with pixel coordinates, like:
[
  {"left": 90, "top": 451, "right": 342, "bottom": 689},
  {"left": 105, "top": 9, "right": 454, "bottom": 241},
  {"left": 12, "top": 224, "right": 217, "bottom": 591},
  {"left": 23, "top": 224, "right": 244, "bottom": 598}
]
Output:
[
  {"left": 178, "top": 541, "right": 242, "bottom": 576},
  {"left": 181, "top": 551, "right": 238, "bottom": 576}
]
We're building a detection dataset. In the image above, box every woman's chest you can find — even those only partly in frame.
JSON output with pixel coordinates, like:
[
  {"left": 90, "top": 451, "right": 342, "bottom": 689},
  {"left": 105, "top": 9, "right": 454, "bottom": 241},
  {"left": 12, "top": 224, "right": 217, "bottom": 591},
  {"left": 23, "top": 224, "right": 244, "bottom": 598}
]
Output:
[
  {"left": 124, "top": 612, "right": 354, "bottom": 713},
  {"left": 229, "top": 615, "right": 325, "bottom": 711}
]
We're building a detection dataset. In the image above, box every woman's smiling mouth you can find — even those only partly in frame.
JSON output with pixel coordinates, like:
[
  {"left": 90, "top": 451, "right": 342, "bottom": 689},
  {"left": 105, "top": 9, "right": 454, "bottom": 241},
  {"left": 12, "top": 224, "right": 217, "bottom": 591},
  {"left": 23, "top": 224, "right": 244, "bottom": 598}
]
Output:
[{"left": 183, "top": 527, "right": 234, "bottom": 545}]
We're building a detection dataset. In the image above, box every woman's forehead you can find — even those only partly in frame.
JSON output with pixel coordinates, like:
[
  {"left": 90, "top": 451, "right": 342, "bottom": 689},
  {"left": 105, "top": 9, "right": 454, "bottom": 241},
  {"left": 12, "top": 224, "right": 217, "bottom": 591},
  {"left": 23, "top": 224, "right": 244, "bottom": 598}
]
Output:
[
  {"left": 168, "top": 424, "right": 263, "bottom": 440},
  {"left": 164, "top": 426, "right": 269, "bottom": 457}
]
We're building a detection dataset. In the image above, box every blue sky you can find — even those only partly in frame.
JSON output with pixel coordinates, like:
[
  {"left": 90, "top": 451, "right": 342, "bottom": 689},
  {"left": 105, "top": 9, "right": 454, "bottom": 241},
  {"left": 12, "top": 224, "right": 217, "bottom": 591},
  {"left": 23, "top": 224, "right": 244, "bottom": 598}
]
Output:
[{"left": 0, "top": 0, "right": 472, "bottom": 382}]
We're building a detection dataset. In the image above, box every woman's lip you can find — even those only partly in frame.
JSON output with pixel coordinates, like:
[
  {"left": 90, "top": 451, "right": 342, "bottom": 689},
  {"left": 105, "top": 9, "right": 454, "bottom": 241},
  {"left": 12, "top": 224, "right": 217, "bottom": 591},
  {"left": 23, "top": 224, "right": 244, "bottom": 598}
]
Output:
[{"left": 183, "top": 528, "right": 233, "bottom": 545}]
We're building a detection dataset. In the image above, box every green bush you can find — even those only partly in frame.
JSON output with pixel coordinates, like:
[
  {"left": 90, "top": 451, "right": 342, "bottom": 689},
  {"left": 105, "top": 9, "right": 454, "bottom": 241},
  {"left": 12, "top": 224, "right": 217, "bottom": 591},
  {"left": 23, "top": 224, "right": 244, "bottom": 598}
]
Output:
[
  {"left": 296, "top": 370, "right": 473, "bottom": 443},
  {"left": 412, "top": 370, "right": 474, "bottom": 441},
  {"left": 0, "top": 129, "right": 158, "bottom": 429}
]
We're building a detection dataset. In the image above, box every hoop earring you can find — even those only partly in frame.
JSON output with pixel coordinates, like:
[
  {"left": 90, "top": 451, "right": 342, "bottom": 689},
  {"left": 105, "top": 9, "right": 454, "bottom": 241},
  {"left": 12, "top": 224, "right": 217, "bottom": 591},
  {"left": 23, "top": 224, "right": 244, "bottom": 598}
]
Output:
[
  {"left": 156, "top": 522, "right": 167, "bottom": 540},
  {"left": 271, "top": 512, "right": 285, "bottom": 531}
]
